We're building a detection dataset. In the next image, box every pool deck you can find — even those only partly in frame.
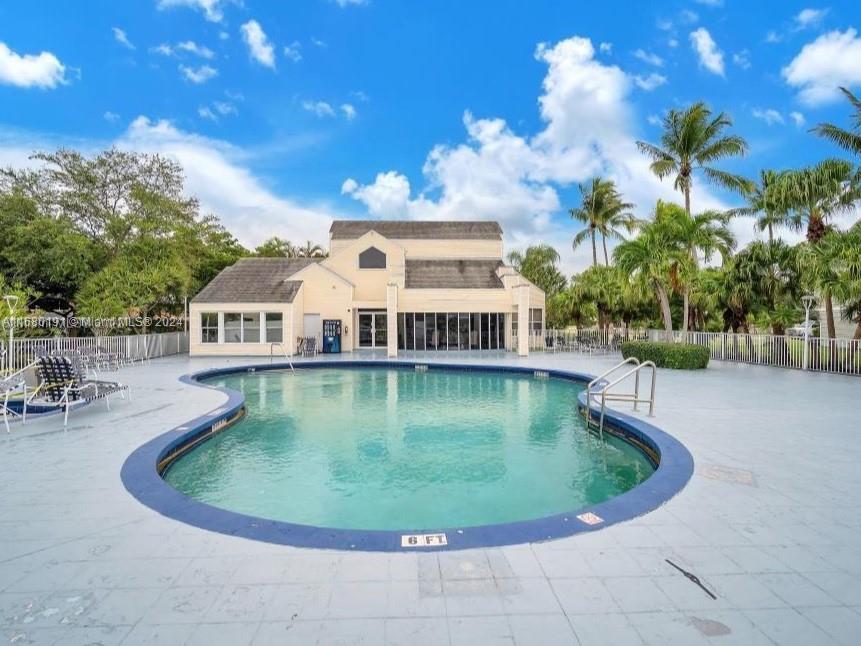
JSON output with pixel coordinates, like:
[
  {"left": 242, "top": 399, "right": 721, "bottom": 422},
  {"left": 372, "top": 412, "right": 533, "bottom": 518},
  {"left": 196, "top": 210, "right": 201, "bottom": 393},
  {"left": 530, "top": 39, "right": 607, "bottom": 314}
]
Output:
[{"left": 1, "top": 352, "right": 858, "bottom": 645}]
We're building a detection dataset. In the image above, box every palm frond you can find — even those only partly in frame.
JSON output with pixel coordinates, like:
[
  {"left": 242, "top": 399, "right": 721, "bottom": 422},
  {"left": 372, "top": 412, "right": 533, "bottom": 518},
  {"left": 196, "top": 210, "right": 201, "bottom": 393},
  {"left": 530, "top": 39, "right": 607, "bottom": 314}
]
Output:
[
  {"left": 702, "top": 167, "right": 754, "bottom": 194},
  {"left": 812, "top": 123, "right": 861, "bottom": 156}
]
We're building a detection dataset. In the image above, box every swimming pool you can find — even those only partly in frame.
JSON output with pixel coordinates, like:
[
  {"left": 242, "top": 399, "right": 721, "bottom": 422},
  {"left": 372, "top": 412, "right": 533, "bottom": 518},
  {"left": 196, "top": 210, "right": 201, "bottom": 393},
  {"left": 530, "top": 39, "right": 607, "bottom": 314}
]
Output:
[
  {"left": 122, "top": 361, "right": 694, "bottom": 551},
  {"left": 164, "top": 367, "right": 655, "bottom": 530}
]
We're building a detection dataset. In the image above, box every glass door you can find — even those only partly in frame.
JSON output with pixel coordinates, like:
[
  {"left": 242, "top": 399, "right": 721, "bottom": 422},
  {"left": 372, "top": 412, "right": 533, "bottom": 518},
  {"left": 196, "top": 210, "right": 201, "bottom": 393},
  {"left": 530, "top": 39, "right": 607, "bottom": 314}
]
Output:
[
  {"left": 374, "top": 312, "right": 387, "bottom": 347},
  {"left": 359, "top": 311, "right": 387, "bottom": 348},
  {"left": 358, "top": 313, "right": 374, "bottom": 347}
]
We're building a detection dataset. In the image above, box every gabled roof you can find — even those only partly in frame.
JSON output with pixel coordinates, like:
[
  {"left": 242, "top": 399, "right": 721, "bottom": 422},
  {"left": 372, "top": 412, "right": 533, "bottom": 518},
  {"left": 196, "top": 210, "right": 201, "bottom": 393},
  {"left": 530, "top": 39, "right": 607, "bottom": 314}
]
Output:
[
  {"left": 191, "top": 258, "right": 318, "bottom": 303},
  {"left": 330, "top": 220, "right": 503, "bottom": 240},
  {"left": 405, "top": 259, "right": 505, "bottom": 289}
]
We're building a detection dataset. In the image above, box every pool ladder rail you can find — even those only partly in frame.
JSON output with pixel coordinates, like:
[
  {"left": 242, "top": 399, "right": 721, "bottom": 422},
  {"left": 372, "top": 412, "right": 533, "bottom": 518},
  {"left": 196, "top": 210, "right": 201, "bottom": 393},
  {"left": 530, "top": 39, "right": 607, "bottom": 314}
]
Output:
[
  {"left": 584, "top": 357, "right": 656, "bottom": 440},
  {"left": 269, "top": 342, "right": 295, "bottom": 373}
]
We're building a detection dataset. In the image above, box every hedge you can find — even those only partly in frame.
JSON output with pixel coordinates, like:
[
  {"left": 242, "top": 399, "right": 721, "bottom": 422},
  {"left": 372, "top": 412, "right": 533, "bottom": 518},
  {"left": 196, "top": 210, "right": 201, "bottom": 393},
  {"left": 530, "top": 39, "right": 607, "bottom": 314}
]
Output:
[{"left": 620, "top": 341, "right": 710, "bottom": 370}]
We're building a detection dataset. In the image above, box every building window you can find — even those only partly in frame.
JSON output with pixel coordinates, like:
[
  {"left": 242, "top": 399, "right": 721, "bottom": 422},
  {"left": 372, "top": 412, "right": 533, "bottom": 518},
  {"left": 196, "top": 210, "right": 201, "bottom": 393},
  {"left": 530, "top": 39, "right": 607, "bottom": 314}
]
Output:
[
  {"left": 244, "top": 313, "right": 261, "bottom": 343},
  {"left": 224, "top": 313, "right": 242, "bottom": 343},
  {"left": 201, "top": 312, "right": 218, "bottom": 343},
  {"left": 224, "top": 312, "right": 262, "bottom": 343},
  {"left": 529, "top": 308, "right": 543, "bottom": 333},
  {"left": 265, "top": 313, "right": 283, "bottom": 343},
  {"left": 358, "top": 246, "right": 386, "bottom": 269},
  {"left": 396, "top": 313, "right": 507, "bottom": 351}
]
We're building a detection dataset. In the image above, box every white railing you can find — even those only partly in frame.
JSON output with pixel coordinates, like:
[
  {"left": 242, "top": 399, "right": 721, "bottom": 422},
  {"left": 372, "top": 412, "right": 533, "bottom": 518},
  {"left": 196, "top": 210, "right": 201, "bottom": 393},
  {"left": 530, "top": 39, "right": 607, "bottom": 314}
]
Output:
[
  {"left": 520, "top": 326, "right": 860, "bottom": 377},
  {"left": 645, "top": 329, "right": 861, "bottom": 377},
  {"left": 3, "top": 331, "right": 189, "bottom": 373},
  {"left": 525, "top": 328, "right": 649, "bottom": 353}
]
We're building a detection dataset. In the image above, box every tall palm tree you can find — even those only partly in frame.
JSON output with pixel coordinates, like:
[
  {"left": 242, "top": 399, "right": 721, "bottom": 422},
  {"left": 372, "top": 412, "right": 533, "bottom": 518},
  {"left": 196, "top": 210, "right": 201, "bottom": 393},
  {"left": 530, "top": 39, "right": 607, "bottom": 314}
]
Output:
[
  {"left": 813, "top": 87, "right": 861, "bottom": 156},
  {"left": 803, "top": 230, "right": 861, "bottom": 340},
  {"left": 297, "top": 240, "right": 326, "bottom": 258},
  {"left": 654, "top": 201, "right": 735, "bottom": 331},
  {"left": 770, "top": 159, "right": 860, "bottom": 338},
  {"left": 636, "top": 102, "right": 752, "bottom": 216},
  {"left": 570, "top": 178, "right": 635, "bottom": 267},
  {"left": 729, "top": 170, "right": 786, "bottom": 245},
  {"left": 614, "top": 216, "right": 688, "bottom": 339}
]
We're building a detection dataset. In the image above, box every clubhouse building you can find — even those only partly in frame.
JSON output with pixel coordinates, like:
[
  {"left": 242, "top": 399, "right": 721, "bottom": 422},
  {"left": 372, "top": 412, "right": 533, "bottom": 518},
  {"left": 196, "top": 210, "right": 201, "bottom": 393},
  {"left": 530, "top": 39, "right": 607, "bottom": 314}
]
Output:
[{"left": 189, "top": 220, "right": 546, "bottom": 357}]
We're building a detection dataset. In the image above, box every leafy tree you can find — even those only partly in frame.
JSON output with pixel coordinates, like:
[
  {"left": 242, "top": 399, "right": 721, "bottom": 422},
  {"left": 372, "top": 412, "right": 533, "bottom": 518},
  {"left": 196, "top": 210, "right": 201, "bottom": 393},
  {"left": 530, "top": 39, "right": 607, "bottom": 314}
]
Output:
[
  {"left": 637, "top": 102, "right": 752, "bottom": 216},
  {"left": 569, "top": 178, "right": 635, "bottom": 267},
  {"left": 614, "top": 214, "right": 688, "bottom": 339},
  {"left": 571, "top": 266, "right": 622, "bottom": 330},
  {"left": 813, "top": 87, "right": 861, "bottom": 156},
  {"left": 730, "top": 170, "right": 786, "bottom": 245},
  {"left": 654, "top": 201, "right": 735, "bottom": 331},
  {"left": 802, "top": 230, "right": 861, "bottom": 339},
  {"left": 770, "top": 159, "right": 860, "bottom": 337},
  {"left": 506, "top": 244, "right": 567, "bottom": 296},
  {"left": 297, "top": 240, "right": 327, "bottom": 258},
  {"left": 255, "top": 237, "right": 298, "bottom": 258}
]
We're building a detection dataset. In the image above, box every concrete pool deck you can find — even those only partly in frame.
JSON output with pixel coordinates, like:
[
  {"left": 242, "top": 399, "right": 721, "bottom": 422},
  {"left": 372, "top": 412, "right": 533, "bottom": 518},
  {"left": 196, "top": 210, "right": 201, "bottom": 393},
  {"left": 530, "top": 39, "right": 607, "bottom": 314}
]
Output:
[{"left": 0, "top": 352, "right": 858, "bottom": 645}]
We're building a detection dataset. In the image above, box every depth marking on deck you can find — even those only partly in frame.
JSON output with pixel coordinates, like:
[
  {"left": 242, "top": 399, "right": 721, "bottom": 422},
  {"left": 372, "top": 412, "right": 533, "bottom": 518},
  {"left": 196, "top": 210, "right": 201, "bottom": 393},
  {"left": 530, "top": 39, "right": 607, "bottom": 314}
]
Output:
[
  {"left": 401, "top": 533, "right": 448, "bottom": 547},
  {"left": 577, "top": 512, "right": 604, "bottom": 526}
]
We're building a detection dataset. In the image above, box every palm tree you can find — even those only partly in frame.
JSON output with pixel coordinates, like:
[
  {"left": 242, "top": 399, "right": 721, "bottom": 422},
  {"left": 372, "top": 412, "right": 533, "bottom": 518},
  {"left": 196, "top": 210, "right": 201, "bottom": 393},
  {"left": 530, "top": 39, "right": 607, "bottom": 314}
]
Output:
[
  {"left": 570, "top": 178, "right": 635, "bottom": 267},
  {"left": 297, "top": 240, "right": 326, "bottom": 258},
  {"left": 803, "top": 230, "right": 861, "bottom": 340},
  {"left": 813, "top": 87, "right": 861, "bottom": 156},
  {"left": 507, "top": 244, "right": 567, "bottom": 296},
  {"left": 729, "top": 170, "right": 786, "bottom": 245},
  {"left": 770, "top": 160, "right": 860, "bottom": 337},
  {"left": 254, "top": 237, "right": 298, "bottom": 258},
  {"left": 652, "top": 201, "right": 735, "bottom": 331},
  {"left": 571, "top": 265, "right": 622, "bottom": 331},
  {"left": 614, "top": 215, "right": 688, "bottom": 339},
  {"left": 636, "top": 102, "right": 752, "bottom": 216}
]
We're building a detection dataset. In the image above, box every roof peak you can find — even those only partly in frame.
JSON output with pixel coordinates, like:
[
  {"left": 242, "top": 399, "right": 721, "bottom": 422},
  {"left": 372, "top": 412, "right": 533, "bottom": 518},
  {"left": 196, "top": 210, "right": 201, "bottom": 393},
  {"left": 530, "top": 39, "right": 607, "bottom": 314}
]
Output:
[{"left": 330, "top": 220, "right": 502, "bottom": 240}]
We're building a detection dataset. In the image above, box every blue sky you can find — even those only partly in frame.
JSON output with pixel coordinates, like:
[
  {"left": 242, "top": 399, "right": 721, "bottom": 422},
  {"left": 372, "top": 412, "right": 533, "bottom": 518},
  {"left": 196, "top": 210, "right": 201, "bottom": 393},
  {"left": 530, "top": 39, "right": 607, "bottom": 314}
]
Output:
[{"left": 1, "top": 0, "right": 860, "bottom": 272}]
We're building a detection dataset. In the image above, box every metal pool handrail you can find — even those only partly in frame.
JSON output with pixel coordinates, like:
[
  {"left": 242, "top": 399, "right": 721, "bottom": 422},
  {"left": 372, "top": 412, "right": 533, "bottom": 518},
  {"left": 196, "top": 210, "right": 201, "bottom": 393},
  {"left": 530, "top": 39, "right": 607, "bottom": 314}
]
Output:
[
  {"left": 269, "top": 342, "right": 295, "bottom": 373},
  {"left": 589, "top": 360, "right": 657, "bottom": 440}
]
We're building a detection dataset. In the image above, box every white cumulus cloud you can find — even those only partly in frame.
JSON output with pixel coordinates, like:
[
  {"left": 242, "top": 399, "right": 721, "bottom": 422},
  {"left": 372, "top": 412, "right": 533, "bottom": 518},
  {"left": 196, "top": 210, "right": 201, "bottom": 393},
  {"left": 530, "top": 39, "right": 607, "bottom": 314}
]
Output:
[
  {"left": 284, "top": 41, "right": 302, "bottom": 62},
  {"left": 240, "top": 20, "right": 275, "bottom": 69},
  {"left": 795, "top": 8, "right": 829, "bottom": 29},
  {"left": 783, "top": 28, "right": 861, "bottom": 105},
  {"left": 690, "top": 28, "right": 725, "bottom": 76},
  {"left": 342, "top": 35, "right": 729, "bottom": 273},
  {"left": 341, "top": 103, "right": 357, "bottom": 120},
  {"left": 790, "top": 111, "right": 806, "bottom": 127},
  {"left": 177, "top": 41, "right": 214, "bottom": 59},
  {"left": 752, "top": 108, "right": 784, "bottom": 126},
  {"left": 119, "top": 116, "right": 336, "bottom": 246},
  {"left": 156, "top": 0, "right": 230, "bottom": 22},
  {"left": 633, "top": 49, "right": 663, "bottom": 67},
  {"left": 112, "top": 27, "right": 135, "bottom": 50},
  {"left": 633, "top": 73, "right": 667, "bottom": 91},
  {"left": 0, "top": 41, "right": 68, "bottom": 89},
  {"left": 179, "top": 64, "right": 217, "bottom": 84},
  {"left": 302, "top": 100, "right": 336, "bottom": 118}
]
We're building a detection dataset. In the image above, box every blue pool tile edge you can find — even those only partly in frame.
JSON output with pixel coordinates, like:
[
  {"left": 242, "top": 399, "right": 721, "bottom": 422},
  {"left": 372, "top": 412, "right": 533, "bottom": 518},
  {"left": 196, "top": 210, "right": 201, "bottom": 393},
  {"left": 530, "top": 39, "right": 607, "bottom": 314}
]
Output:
[{"left": 120, "top": 361, "right": 694, "bottom": 552}]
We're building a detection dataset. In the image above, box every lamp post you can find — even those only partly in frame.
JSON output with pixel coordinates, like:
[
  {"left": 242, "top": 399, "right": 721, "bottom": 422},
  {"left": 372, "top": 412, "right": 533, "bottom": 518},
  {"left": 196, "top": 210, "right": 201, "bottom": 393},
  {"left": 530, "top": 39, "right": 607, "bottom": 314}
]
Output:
[
  {"left": 801, "top": 294, "right": 816, "bottom": 371},
  {"left": 3, "top": 295, "right": 19, "bottom": 374}
]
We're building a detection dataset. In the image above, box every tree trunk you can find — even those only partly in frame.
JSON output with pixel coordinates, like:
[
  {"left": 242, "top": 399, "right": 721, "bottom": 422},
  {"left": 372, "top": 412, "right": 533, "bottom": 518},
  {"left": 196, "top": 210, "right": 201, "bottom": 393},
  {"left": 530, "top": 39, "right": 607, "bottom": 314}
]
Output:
[
  {"left": 591, "top": 230, "right": 597, "bottom": 267},
  {"left": 602, "top": 235, "right": 609, "bottom": 266},
  {"left": 825, "top": 292, "right": 836, "bottom": 339},
  {"left": 655, "top": 282, "right": 673, "bottom": 341},
  {"left": 853, "top": 319, "right": 861, "bottom": 340},
  {"left": 682, "top": 288, "right": 690, "bottom": 334},
  {"left": 684, "top": 185, "right": 691, "bottom": 216},
  {"left": 767, "top": 221, "right": 773, "bottom": 245}
]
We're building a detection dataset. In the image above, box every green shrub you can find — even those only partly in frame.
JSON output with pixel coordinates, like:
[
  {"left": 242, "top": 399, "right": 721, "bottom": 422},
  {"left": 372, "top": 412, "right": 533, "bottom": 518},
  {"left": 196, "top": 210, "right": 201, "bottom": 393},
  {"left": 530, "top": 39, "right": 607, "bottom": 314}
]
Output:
[{"left": 620, "top": 341, "right": 710, "bottom": 369}]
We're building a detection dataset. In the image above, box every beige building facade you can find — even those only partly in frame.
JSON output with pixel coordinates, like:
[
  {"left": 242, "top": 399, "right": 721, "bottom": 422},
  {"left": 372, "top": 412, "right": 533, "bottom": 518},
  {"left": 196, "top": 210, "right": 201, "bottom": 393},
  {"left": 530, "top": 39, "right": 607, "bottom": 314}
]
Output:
[{"left": 189, "top": 221, "right": 545, "bottom": 358}]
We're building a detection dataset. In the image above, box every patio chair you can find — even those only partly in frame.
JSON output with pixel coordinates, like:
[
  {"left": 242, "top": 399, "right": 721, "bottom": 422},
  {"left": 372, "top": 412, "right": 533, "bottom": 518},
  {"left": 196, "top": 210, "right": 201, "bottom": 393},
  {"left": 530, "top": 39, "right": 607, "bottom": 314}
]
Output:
[
  {"left": 303, "top": 336, "right": 318, "bottom": 357},
  {"left": 36, "top": 354, "right": 129, "bottom": 427},
  {"left": 1, "top": 373, "right": 27, "bottom": 433}
]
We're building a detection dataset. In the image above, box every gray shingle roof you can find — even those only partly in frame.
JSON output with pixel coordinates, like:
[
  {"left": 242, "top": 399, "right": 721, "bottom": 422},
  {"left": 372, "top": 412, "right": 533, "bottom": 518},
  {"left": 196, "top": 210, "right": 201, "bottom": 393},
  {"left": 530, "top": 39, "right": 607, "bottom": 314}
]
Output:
[
  {"left": 330, "top": 220, "right": 503, "bottom": 240},
  {"left": 191, "top": 258, "right": 318, "bottom": 303},
  {"left": 405, "top": 260, "right": 505, "bottom": 289}
]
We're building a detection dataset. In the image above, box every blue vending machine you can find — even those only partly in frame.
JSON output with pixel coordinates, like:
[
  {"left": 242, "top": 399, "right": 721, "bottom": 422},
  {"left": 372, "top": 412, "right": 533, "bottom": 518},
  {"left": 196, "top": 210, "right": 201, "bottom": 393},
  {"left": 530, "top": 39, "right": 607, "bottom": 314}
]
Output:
[{"left": 322, "top": 319, "right": 342, "bottom": 353}]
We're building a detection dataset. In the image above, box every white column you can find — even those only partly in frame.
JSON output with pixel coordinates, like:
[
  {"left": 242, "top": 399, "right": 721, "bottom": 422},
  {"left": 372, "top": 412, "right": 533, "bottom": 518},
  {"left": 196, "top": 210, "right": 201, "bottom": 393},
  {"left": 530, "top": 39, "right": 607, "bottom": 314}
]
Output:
[
  {"left": 517, "top": 285, "right": 530, "bottom": 357},
  {"left": 387, "top": 282, "right": 398, "bottom": 358}
]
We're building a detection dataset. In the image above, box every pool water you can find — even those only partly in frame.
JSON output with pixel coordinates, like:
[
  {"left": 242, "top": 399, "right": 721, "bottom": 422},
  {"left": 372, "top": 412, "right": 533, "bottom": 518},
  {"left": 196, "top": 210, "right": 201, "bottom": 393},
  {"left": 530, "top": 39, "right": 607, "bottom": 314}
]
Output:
[{"left": 164, "top": 368, "right": 655, "bottom": 530}]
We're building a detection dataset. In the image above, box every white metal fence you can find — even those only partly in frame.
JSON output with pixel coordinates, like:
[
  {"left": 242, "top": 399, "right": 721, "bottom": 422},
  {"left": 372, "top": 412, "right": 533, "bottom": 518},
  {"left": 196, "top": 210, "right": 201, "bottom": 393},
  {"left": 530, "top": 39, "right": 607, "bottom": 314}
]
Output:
[
  {"left": 2, "top": 331, "right": 189, "bottom": 373},
  {"left": 525, "top": 327, "right": 861, "bottom": 376}
]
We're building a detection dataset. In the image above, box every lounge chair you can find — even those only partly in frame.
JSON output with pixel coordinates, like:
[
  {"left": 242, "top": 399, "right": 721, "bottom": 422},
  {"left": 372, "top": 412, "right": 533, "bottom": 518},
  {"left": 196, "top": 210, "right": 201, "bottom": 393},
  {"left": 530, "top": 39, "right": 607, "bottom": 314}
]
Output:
[
  {"left": 0, "top": 374, "right": 27, "bottom": 433},
  {"left": 303, "top": 336, "right": 318, "bottom": 357},
  {"left": 36, "top": 354, "right": 129, "bottom": 426}
]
